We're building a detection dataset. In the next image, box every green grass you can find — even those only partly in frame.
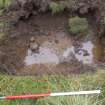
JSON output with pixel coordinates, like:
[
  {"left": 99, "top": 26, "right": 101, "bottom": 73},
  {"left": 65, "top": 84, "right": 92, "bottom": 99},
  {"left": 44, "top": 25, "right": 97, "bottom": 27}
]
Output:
[
  {"left": 0, "top": 0, "right": 12, "bottom": 9},
  {"left": 0, "top": 71, "right": 105, "bottom": 105},
  {"left": 49, "top": 2, "right": 66, "bottom": 14}
]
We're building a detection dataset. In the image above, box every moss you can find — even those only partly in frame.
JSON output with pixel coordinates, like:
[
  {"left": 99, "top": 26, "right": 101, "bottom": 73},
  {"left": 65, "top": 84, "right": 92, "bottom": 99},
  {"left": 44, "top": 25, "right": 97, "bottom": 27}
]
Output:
[{"left": 0, "top": 0, "right": 12, "bottom": 9}]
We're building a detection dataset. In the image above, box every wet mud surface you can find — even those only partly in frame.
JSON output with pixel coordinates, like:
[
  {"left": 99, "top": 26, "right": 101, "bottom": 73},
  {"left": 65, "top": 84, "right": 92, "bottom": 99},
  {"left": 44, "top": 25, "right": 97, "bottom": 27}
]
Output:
[{"left": 0, "top": 13, "right": 105, "bottom": 75}]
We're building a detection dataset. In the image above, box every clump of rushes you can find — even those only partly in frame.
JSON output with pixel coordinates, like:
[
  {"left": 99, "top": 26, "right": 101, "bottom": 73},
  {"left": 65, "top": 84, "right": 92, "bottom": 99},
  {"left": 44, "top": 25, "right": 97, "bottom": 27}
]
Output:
[
  {"left": 68, "top": 16, "right": 89, "bottom": 36},
  {"left": 49, "top": 2, "right": 66, "bottom": 14}
]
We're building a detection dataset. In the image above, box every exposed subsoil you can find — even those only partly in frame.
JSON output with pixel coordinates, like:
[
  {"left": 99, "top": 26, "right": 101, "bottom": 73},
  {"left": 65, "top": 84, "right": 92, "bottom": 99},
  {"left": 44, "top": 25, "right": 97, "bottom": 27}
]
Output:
[{"left": 0, "top": 13, "right": 105, "bottom": 75}]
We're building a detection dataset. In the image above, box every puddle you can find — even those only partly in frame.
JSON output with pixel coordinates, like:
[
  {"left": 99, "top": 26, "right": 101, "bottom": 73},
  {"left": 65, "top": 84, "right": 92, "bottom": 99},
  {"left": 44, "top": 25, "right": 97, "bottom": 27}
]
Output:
[
  {"left": 24, "top": 33, "right": 72, "bottom": 66},
  {"left": 24, "top": 40, "right": 100, "bottom": 66},
  {"left": 24, "top": 39, "right": 105, "bottom": 66},
  {"left": 24, "top": 47, "right": 60, "bottom": 65},
  {"left": 63, "top": 41, "right": 94, "bottom": 64}
]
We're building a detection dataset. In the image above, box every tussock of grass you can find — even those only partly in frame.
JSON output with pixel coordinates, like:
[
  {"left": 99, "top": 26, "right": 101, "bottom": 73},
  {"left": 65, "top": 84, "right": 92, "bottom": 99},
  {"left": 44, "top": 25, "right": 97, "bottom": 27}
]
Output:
[
  {"left": 68, "top": 16, "right": 89, "bottom": 35},
  {"left": 0, "top": 71, "right": 105, "bottom": 105},
  {"left": 49, "top": 2, "right": 66, "bottom": 14}
]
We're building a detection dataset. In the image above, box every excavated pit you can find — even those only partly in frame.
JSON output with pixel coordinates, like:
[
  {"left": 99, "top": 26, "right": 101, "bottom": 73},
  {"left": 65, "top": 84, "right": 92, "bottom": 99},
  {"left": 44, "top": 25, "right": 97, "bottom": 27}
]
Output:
[{"left": 0, "top": 13, "right": 105, "bottom": 75}]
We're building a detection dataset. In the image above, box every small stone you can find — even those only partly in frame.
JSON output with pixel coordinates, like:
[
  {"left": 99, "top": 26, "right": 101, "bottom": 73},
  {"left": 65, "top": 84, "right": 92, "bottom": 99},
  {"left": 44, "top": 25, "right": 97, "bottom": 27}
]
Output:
[
  {"left": 83, "top": 50, "right": 90, "bottom": 56},
  {"left": 30, "top": 37, "right": 35, "bottom": 42},
  {"left": 62, "top": 51, "right": 77, "bottom": 63},
  {"left": 30, "top": 42, "right": 39, "bottom": 51}
]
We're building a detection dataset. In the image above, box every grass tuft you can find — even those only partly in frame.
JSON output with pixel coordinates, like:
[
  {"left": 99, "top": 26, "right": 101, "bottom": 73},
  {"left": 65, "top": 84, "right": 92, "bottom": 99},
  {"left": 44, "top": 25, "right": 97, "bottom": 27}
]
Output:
[
  {"left": 68, "top": 16, "right": 89, "bottom": 36},
  {"left": 49, "top": 2, "right": 66, "bottom": 14}
]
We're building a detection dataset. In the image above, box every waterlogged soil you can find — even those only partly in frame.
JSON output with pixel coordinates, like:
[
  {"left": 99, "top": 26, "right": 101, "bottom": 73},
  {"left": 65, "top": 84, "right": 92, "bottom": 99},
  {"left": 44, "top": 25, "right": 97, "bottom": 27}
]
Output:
[{"left": 0, "top": 13, "right": 105, "bottom": 75}]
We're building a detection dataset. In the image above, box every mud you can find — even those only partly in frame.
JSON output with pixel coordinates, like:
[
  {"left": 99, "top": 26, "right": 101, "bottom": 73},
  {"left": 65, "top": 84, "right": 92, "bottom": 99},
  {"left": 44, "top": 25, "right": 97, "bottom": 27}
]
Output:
[{"left": 0, "top": 13, "right": 105, "bottom": 75}]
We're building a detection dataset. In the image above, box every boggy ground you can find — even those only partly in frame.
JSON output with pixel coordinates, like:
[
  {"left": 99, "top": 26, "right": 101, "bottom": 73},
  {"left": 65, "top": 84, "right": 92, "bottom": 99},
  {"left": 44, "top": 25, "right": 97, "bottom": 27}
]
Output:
[{"left": 0, "top": 13, "right": 105, "bottom": 75}]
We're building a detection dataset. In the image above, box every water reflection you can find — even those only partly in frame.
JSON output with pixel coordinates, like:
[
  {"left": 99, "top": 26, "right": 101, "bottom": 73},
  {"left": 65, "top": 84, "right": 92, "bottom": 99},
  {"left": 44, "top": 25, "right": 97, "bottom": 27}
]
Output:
[
  {"left": 63, "top": 41, "right": 94, "bottom": 64},
  {"left": 24, "top": 40, "right": 105, "bottom": 66},
  {"left": 24, "top": 47, "right": 60, "bottom": 65}
]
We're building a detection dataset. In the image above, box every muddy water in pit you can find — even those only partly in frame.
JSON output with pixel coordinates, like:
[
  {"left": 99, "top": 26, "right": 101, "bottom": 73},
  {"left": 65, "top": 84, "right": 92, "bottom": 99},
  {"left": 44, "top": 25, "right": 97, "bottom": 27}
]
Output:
[
  {"left": 0, "top": 34, "right": 105, "bottom": 75},
  {"left": 0, "top": 13, "right": 105, "bottom": 75},
  {"left": 24, "top": 34, "right": 71, "bottom": 66},
  {"left": 63, "top": 41, "right": 94, "bottom": 64},
  {"left": 0, "top": 30, "right": 105, "bottom": 75},
  {"left": 24, "top": 41, "right": 92, "bottom": 65},
  {"left": 24, "top": 40, "right": 104, "bottom": 66},
  {"left": 18, "top": 34, "right": 105, "bottom": 75}
]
